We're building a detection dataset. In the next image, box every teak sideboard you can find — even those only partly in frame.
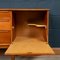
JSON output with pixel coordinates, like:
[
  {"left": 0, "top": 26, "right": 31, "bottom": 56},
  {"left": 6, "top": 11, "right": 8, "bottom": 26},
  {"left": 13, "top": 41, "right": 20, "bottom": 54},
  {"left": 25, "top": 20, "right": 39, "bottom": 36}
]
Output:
[{"left": 0, "top": 9, "right": 55, "bottom": 60}]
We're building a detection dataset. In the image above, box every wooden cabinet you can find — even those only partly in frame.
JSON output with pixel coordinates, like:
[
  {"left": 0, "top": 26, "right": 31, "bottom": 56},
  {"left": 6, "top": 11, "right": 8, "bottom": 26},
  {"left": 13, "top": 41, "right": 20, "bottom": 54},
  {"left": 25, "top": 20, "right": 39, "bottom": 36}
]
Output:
[{"left": 0, "top": 9, "right": 54, "bottom": 56}]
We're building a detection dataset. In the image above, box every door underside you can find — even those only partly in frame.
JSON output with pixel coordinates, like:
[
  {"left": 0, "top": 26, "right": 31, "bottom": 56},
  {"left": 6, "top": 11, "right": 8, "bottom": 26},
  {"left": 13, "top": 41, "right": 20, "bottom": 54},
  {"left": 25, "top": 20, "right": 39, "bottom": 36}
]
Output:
[{"left": 5, "top": 37, "right": 55, "bottom": 56}]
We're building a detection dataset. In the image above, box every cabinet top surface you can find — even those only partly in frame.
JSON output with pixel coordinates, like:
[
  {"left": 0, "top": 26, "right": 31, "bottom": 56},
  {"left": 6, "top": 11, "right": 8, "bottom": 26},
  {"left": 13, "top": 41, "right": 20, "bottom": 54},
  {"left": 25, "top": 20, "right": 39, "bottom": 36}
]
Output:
[{"left": 0, "top": 8, "right": 49, "bottom": 11}]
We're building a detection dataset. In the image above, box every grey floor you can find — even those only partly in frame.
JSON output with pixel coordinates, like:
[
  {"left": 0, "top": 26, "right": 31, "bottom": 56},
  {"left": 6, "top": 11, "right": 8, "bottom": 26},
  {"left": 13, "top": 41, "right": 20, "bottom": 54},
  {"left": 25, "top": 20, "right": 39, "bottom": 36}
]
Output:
[{"left": 0, "top": 55, "right": 60, "bottom": 60}]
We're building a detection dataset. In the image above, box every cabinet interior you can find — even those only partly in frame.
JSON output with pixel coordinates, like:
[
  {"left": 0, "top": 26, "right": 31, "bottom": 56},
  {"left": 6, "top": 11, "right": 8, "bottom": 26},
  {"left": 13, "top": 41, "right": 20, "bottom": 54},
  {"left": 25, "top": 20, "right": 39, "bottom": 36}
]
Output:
[{"left": 12, "top": 11, "right": 48, "bottom": 42}]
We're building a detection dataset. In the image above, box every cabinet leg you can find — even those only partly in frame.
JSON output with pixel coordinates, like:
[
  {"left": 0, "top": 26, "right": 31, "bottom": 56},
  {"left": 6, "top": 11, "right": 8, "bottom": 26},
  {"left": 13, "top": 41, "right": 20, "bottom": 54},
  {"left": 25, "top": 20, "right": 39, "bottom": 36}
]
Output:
[{"left": 11, "top": 56, "right": 15, "bottom": 60}]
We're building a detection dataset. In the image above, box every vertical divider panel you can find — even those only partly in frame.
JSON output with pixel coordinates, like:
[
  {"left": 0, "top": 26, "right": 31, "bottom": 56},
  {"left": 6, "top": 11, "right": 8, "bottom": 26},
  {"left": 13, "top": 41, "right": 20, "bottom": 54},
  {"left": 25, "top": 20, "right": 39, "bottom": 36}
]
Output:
[
  {"left": 47, "top": 10, "right": 49, "bottom": 43},
  {"left": 9, "top": 11, "right": 13, "bottom": 44}
]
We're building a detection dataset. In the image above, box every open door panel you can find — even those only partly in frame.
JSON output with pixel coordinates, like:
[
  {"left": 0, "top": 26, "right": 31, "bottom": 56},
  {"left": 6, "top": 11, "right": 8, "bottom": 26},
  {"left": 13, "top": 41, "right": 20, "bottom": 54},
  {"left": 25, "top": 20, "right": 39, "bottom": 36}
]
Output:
[{"left": 5, "top": 37, "right": 55, "bottom": 56}]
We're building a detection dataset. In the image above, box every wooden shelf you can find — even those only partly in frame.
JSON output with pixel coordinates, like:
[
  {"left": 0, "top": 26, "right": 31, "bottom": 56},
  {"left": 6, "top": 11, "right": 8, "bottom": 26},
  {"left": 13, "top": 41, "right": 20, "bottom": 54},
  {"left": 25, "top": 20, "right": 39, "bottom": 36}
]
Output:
[{"left": 27, "top": 24, "right": 47, "bottom": 28}]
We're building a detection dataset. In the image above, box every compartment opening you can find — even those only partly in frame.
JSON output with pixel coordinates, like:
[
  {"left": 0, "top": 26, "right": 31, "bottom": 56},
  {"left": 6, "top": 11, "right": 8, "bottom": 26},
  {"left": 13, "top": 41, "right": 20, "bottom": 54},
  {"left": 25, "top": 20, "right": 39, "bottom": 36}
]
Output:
[{"left": 12, "top": 11, "right": 47, "bottom": 42}]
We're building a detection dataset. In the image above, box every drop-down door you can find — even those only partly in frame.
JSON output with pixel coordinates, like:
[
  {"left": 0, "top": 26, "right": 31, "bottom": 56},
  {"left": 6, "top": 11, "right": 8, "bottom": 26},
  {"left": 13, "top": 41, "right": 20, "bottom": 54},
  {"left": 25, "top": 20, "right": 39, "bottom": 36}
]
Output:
[{"left": 5, "top": 37, "right": 55, "bottom": 56}]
